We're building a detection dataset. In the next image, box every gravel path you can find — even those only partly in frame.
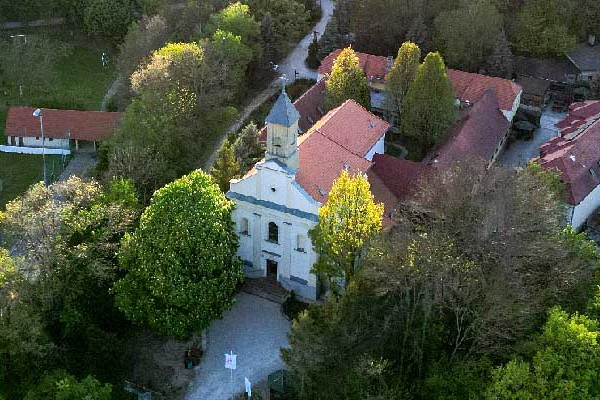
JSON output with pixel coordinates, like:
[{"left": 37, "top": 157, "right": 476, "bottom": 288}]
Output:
[
  {"left": 498, "top": 110, "right": 566, "bottom": 168},
  {"left": 185, "top": 292, "right": 291, "bottom": 400},
  {"left": 100, "top": 76, "right": 121, "bottom": 111},
  {"left": 202, "top": 0, "right": 335, "bottom": 171}
]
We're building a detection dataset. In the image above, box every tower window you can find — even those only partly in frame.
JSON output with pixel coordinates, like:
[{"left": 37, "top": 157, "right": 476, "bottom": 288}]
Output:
[
  {"left": 268, "top": 222, "right": 279, "bottom": 243},
  {"left": 240, "top": 218, "right": 249, "bottom": 235}
]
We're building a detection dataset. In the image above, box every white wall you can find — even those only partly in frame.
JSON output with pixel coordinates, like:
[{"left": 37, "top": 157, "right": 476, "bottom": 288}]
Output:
[
  {"left": 501, "top": 90, "right": 523, "bottom": 122},
  {"left": 571, "top": 183, "right": 600, "bottom": 230},
  {"left": 364, "top": 134, "right": 386, "bottom": 161},
  {"left": 0, "top": 145, "right": 70, "bottom": 155},
  {"left": 229, "top": 159, "right": 321, "bottom": 299},
  {"left": 22, "top": 136, "right": 69, "bottom": 149}
]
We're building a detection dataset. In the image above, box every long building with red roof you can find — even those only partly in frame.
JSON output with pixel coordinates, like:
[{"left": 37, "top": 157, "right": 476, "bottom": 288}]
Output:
[
  {"left": 4, "top": 107, "right": 121, "bottom": 150},
  {"left": 318, "top": 49, "right": 522, "bottom": 121},
  {"left": 537, "top": 101, "right": 600, "bottom": 229}
]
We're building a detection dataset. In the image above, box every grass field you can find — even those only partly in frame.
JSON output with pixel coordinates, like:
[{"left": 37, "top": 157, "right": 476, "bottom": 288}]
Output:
[
  {"left": 0, "top": 152, "right": 68, "bottom": 208},
  {"left": 0, "top": 27, "right": 117, "bottom": 138}
]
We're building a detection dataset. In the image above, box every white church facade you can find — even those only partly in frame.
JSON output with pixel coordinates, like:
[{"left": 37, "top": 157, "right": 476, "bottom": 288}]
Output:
[{"left": 227, "top": 89, "right": 391, "bottom": 300}]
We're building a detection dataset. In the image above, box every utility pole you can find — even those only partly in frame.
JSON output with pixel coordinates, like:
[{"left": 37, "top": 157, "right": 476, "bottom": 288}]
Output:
[
  {"left": 10, "top": 34, "right": 26, "bottom": 97},
  {"left": 33, "top": 109, "right": 47, "bottom": 186}
]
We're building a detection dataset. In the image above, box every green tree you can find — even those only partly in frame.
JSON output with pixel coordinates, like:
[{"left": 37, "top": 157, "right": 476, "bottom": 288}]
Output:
[
  {"left": 488, "top": 307, "right": 600, "bottom": 399},
  {"left": 113, "top": 170, "right": 244, "bottom": 339},
  {"left": 324, "top": 47, "right": 371, "bottom": 110},
  {"left": 208, "top": 29, "right": 254, "bottom": 95},
  {"left": 233, "top": 122, "right": 264, "bottom": 172},
  {"left": 210, "top": 140, "right": 241, "bottom": 193},
  {"left": 514, "top": 0, "right": 577, "bottom": 57},
  {"left": 434, "top": 0, "right": 502, "bottom": 71},
  {"left": 309, "top": 170, "right": 383, "bottom": 290},
  {"left": 306, "top": 34, "right": 320, "bottom": 69},
  {"left": 204, "top": 2, "right": 260, "bottom": 45},
  {"left": 25, "top": 370, "right": 112, "bottom": 400},
  {"left": 486, "top": 29, "right": 514, "bottom": 79},
  {"left": 384, "top": 41, "right": 421, "bottom": 124},
  {"left": 402, "top": 52, "right": 457, "bottom": 155},
  {"left": 83, "top": 0, "right": 134, "bottom": 43}
]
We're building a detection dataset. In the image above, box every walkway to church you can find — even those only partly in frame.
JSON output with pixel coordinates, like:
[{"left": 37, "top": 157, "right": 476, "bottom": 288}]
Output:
[
  {"left": 184, "top": 291, "right": 291, "bottom": 400},
  {"left": 202, "top": 0, "right": 335, "bottom": 171}
]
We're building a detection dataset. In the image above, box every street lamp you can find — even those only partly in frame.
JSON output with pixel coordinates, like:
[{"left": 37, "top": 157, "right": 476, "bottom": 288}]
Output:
[{"left": 32, "top": 108, "right": 47, "bottom": 186}]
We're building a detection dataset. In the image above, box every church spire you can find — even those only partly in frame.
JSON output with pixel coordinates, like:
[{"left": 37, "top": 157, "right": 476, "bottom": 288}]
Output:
[{"left": 265, "top": 88, "right": 300, "bottom": 172}]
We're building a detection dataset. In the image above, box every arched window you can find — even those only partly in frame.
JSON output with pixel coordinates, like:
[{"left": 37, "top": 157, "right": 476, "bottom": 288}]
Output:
[
  {"left": 240, "top": 218, "right": 249, "bottom": 235},
  {"left": 268, "top": 222, "right": 279, "bottom": 243}
]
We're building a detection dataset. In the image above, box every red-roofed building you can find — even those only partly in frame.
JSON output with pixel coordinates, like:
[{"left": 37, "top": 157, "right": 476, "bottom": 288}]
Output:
[
  {"left": 318, "top": 49, "right": 522, "bottom": 121},
  {"left": 537, "top": 100, "right": 600, "bottom": 229},
  {"left": 424, "top": 90, "right": 511, "bottom": 168},
  {"left": 5, "top": 107, "right": 121, "bottom": 150},
  {"left": 227, "top": 90, "right": 391, "bottom": 300}
]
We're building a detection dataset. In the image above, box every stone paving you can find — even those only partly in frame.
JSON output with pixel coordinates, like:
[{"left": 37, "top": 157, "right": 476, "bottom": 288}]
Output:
[
  {"left": 185, "top": 292, "right": 291, "bottom": 400},
  {"left": 498, "top": 110, "right": 566, "bottom": 168}
]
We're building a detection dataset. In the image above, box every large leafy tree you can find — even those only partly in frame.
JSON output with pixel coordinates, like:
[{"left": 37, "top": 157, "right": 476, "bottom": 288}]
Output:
[
  {"left": 324, "top": 47, "right": 371, "bottom": 110},
  {"left": 233, "top": 122, "right": 264, "bottom": 172},
  {"left": 488, "top": 307, "right": 600, "bottom": 399},
  {"left": 384, "top": 41, "right": 421, "bottom": 124},
  {"left": 486, "top": 29, "right": 514, "bottom": 79},
  {"left": 309, "top": 170, "right": 383, "bottom": 290},
  {"left": 284, "top": 162, "right": 598, "bottom": 400},
  {"left": 113, "top": 170, "right": 244, "bottom": 339},
  {"left": 204, "top": 2, "right": 260, "bottom": 45},
  {"left": 434, "top": 0, "right": 502, "bottom": 71},
  {"left": 514, "top": 0, "right": 577, "bottom": 57},
  {"left": 402, "top": 52, "right": 457, "bottom": 156},
  {"left": 24, "top": 370, "right": 112, "bottom": 400},
  {"left": 83, "top": 0, "right": 135, "bottom": 43}
]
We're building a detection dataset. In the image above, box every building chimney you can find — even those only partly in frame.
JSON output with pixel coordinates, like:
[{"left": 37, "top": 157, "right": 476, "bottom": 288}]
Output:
[{"left": 589, "top": 34, "right": 596, "bottom": 46}]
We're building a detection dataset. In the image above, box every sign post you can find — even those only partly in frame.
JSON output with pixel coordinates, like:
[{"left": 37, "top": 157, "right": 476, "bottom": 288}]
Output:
[
  {"left": 245, "top": 377, "right": 252, "bottom": 398},
  {"left": 225, "top": 351, "right": 237, "bottom": 399}
]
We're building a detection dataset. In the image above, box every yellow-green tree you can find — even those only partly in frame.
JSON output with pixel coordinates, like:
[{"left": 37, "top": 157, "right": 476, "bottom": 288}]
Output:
[
  {"left": 384, "top": 41, "right": 421, "bottom": 124},
  {"left": 309, "top": 170, "right": 383, "bottom": 290},
  {"left": 324, "top": 47, "right": 371, "bottom": 110}
]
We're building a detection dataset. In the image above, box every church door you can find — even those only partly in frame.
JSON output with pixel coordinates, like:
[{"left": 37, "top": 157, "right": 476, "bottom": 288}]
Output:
[{"left": 266, "top": 259, "right": 278, "bottom": 281}]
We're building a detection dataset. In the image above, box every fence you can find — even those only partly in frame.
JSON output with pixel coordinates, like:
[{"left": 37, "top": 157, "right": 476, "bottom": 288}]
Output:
[{"left": 0, "top": 145, "right": 70, "bottom": 155}]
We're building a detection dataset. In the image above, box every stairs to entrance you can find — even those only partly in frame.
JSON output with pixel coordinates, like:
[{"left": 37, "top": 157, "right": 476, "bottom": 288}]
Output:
[{"left": 243, "top": 278, "right": 289, "bottom": 304}]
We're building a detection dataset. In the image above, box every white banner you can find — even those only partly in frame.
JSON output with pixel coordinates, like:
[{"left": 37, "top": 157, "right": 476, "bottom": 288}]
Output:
[{"left": 225, "top": 353, "right": 237, "bottom": 370}]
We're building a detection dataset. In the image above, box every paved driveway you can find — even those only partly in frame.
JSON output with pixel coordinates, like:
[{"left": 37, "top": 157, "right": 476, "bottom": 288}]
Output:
[
  {"left": 185, "top": 292, "right": 291, "bottom": 400},
  {"left": 498, "top": 110, "right": 566, "bottom": 168}
]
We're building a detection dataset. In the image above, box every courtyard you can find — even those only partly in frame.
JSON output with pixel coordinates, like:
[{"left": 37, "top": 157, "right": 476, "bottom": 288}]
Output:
[{"left": 185, "top": 291, "right": 291, "bottom": 400}]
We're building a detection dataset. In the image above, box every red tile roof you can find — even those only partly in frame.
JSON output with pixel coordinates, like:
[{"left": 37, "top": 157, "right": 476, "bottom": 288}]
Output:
[
  {"left": 424, "top": 90, "right": 510, "bottom": 167},
  {"left": 538, "top": 101, "right": 600, "bottom": 205},
  {"left": 296, "top": 129, "right": 372, "bottom": 201},
  {"left": 446, "top": 69, "right": 521, "bottom": 113},
  {"left": 556, "top": 101, "right": 600, "bottom": 135},
  {"left": 318, "top": 49, "right": 522, "bottom": 113},
  {"left": 318, "top": 49, "right": 390, "bottom": 82},
  {"left": 308, "top": 99, "right": 389, "bottom": 157},
  {"left": 366, "top": 168, "right": 398, "bottom": 226},
  {"left": 370, "top": 153, "right": 429, "bottom": 201},
  {"left": 295, "top": 100, "right": 387, "bottom": 201},
  {"left": 5, "top": 107, "right": 121, "bottom": 141}
]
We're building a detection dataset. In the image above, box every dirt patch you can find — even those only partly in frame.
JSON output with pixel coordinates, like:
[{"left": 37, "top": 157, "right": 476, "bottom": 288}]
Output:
[{"left": 126, "top": 330, "right": 198, "bottom": 400}]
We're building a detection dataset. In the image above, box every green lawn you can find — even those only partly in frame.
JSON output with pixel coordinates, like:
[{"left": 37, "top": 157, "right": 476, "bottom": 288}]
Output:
[
  {"left": 0, "top": 28, "right": 117, "bottom": 138},
  {"left": 0, "top": 28, "right": 115, "bottom": 207},
  {"left": 0, "top": 152, "right": 68, "bottom": 208}
]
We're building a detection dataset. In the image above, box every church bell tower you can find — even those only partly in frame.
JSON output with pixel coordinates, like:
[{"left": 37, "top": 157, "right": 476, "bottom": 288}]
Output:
[{"left": 265, "top": 88, "right": 301, "bottom": 172}]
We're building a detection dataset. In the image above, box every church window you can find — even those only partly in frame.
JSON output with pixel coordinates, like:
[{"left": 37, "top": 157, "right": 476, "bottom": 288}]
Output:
[
  {"left": 268, "top": 222, "right": 279, "bottom": 243},
  {"left": 240, "top": 218, "right": 249, "bottom": 235},
  {"left": 296, "top": 234, "right": 306, "bottom": 252}
]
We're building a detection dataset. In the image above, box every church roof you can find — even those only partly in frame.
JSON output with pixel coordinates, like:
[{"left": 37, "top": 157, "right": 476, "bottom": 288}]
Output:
[
  {"left": 295, "top": 100, "right": 387, "bottom": 202},
  {"left": 265, "top": 89, "right": 301, "bottom": 127}
]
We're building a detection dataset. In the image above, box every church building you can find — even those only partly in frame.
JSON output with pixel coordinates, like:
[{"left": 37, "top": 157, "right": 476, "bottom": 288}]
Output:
[{"left": 227, "top": 89, "right": 392, "bottom": 300}]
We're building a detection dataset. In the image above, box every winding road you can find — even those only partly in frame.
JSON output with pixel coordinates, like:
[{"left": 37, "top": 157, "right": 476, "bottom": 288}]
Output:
[{"left": 202, "top": 0, "right": 334, "bottom": 171}]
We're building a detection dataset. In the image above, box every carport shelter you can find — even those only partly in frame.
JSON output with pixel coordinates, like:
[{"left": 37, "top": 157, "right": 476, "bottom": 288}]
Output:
[{"left": 5, "top": 107, "right": 122, "bottom": 151}]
